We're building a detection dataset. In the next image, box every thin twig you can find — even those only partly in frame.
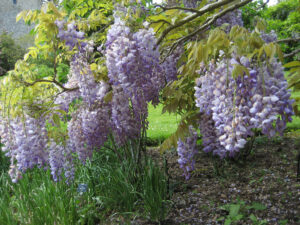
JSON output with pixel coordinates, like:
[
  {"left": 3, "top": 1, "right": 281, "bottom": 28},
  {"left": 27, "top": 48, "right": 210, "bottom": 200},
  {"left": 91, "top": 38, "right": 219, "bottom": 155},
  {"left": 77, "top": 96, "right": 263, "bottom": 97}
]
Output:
[
  {"left": 277, "top": 37, "right": 300, "bottom": 43},
  {"left": 284, "top": 48, "right": 300, "bottom": 58},
  {"left": 150, "top": 19, "right": 171, "bottom": 25},
  {"left": 154, "top": 4, "right": 201, "bottom": 14},
  {"left": 94, "top": 22, "right": 113, "bottom": 35},
  {"left": 288, "top": 80, "right": 300, "bottom": 89},
  {"left": 23, "top": 78, "right": 79, "bottom": 92},
  {"left": 260, "top": 0, "right": 269, "bottom": 9}
]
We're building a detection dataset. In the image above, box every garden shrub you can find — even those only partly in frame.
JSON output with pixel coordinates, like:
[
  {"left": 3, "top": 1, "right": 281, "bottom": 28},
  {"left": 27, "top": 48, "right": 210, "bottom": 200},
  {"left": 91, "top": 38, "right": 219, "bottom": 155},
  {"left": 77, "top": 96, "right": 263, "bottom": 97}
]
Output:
[{"left": 0, "top": 32, "right": 25, "bottom": 76}]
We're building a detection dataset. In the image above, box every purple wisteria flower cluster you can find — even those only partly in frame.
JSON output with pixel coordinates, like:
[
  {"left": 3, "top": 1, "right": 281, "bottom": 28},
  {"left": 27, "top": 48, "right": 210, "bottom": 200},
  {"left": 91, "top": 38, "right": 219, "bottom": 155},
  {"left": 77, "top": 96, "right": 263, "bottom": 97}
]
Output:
[
  {"left": 215, "top": 9, "right": 243, "bottom": 33},
  {"left": 60, "top": 14, "right": 165, "bottom": 173},
  {"left": 111, "top": 86, "right": 140, "bottom": 146},
  {"left": 161, "top": 46, "right": 184, "bottom": 83},
  {"left": 52, "top": 20, "right": 112, "bottom": 176},
  {"left": 260, "top": 30, "right": 278, "bottom": 43},
  {"left": 177, "top": 126, "right": 198, "bottom": 180},
  {"left": 63, "top": 14, "right": 165, "bottom": 169},
  {"left": 0, "top": 13, "right": 167, "bottom": 183},
  {"left": 48, "top": 141, "right": 74, "bottom": 182},
  {"left": 0, "top": 115, "right": 48, "bottom": 182},
  {"left": 55, "top": 20, "right": 85, "bottom": 50},
  {"left": 105, "top": 13, "right": 165, "bottom": 142},
  {"left": 106, "top": 14, "right": 164, "bottom": 102},
  {"left": 194, "top": 56, "right": 294, "bottom": 158}
]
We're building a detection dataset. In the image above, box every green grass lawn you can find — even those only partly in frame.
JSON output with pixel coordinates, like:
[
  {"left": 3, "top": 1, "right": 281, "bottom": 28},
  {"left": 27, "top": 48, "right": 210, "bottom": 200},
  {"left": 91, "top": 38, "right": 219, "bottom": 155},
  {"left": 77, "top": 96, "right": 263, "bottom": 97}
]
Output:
[
  {"left": 147, "top": 104, "right": 180, "bottom": 143},
  {"left": 287, "top": 90, "right": 300, "bottom": 130},
  {"left": 287, "top": 116, "right": 300, "bottom": 130}
]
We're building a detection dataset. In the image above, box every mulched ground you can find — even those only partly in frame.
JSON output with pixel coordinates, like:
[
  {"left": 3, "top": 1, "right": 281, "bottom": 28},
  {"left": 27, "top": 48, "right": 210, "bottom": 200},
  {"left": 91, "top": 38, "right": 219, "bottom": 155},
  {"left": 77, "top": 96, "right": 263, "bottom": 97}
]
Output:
[{"left": 141, "top": 133, "right": 300, "bottom": 225}]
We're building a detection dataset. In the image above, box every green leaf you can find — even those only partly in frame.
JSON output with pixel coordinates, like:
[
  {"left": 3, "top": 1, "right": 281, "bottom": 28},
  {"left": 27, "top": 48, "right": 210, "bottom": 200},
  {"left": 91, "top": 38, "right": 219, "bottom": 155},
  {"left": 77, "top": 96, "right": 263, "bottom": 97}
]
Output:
[
  {"left": 88, "top": 0, "right": 93, "bottom": 7},
  {"left": 104, "top": 91, "right": 112, "bottom": 103},
  {"left": 276, "top": 44, "right": 284, "bottom": 62},
  {"left": 234, "top": 214, "right": 243, "bottom": 221},
  {"left": 279, "top": 219, "right": 288, "bottom": 225},
  {"left": 16, "top": 10, "right": 27, "bottom": 22},
  {"left": 217, "top": 216, "right": 225, "bottom": 221},
  {"left": 249, "top": 214, "right": 257, "bottom": 222},
  {"left": 284, "top": 61, "right": 300, "bottom": 68},
  {"left": 250, "top": 202, "right": 267, "bottom": 210},
  {"left": 219, "top": 205, "right": 228, "bottom": 211},
  {"left": 54, "top": 109, "right": 67, "bottom": 116},
  {"left": 224, "top": 218, "right": 232, "bottom": 225},
  {"left": 52, "top": 114, "right": 61, "bottom": 127},
  {"left": 232, "top": 64, "right": 249, "bottom": 79},
  {"left": 229, "top": 204, "right": 240, "bottom": 217},
  {"left": 255, "top": 17, "right": 267, "bottom": 32},
  {"left": 264, "top": 43, "right": 276, "bottom": 60},
  {"left": 90, "top": 63, "right": 98, "bottom": 71},
  {"left": 159, "top": 119, "right": 189, "bottom": 153}
]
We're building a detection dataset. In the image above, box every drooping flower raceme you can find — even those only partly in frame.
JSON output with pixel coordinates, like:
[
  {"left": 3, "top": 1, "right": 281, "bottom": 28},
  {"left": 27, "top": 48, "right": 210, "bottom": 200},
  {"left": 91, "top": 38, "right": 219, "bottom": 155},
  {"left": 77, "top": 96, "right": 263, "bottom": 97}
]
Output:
[
  {"left": 0, "top": 115, "right": 49, "bottom": 182},
  {"left": 198, "top": 113, "right": 226, "bottom": 158},
  {"left": 105, "top": 14, "right": 164, "bottom": 143},
  {"left": 66, "top": 55, "right": 111, "bottom": 162},
  {"left": 55, "top": 20, "right": 85, "bottom": 50},
  {"left": 194, "top": 56, "right": 294, "bottom": 158},
  {"left": 260, "top": 30, "right": 278, "bottom": 43},
  {"left": 106, "top": 18, "right": 163, "bottom": 103},
  {"left": 48, "top": 140, "right": 74, "bottom": 182},
  {"left": 215, "top": 9, "right": 243, "bottom": 32},
  {"left": 248, "top": 60, "right": 294, "bottom": 137},
  {"left": 111, "top": 85, "right": 140, "bottom": 146},
  {"left": 161, "top": 46, "right": 184, "bottom": 83},
  {"left": 177, "top": 126, "right": 198, "bottom": 180}
]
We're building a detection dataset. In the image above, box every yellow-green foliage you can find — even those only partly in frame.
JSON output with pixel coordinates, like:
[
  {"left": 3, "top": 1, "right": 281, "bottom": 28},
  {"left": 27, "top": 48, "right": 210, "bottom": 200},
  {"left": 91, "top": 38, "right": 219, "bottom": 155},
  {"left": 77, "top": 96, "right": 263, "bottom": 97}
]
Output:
[
  {"left": 0, "top": 3, "right": 64, "bottom": 119},
  {"left": 0, "top": 0, "right": 114, "bottom": 116},
  {"left": 66, "top": 0, "right": 114, "bottom": 43},
  {"left": 284, "top": 60, "right": 300, "bottom": 116},
  {"left": 16, "top": 3, "right": 66, "bottom": 60},
  {"left": 0, "top": 61, "right": 57, "bottom": 119}
]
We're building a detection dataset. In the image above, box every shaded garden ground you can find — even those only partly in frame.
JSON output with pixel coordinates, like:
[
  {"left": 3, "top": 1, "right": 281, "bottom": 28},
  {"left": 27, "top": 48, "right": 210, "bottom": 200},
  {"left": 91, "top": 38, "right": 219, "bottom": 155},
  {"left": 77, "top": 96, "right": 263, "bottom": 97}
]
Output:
[{"left": 130, "top": 133, "right": 300, "bottom": 225}]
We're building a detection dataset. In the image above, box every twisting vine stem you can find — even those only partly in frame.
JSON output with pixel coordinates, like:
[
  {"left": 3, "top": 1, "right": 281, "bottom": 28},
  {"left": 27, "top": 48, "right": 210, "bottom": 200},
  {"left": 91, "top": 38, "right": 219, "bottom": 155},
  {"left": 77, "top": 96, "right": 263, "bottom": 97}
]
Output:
[{"left": 155, "top": 0, "right": 252, "bottom": 48}]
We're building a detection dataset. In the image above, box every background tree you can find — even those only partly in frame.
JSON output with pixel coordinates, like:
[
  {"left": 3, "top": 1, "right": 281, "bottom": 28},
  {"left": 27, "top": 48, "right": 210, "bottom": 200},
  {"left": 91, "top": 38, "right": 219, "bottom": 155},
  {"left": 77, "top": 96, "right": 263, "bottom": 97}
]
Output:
[{"left": 0, "top": 32, "right": 25, "bottom": 76}]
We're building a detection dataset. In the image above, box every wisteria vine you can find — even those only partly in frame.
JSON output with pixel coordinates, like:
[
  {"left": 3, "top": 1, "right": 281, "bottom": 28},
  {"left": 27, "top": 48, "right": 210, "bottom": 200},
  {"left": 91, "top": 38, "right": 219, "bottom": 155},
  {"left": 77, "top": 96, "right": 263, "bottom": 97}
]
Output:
[
  {"left": 0, "top": 4, "right": 295, "bottom": 184},
  {"left": 0, "top": 11, "right": 164, "bottom": 183}
]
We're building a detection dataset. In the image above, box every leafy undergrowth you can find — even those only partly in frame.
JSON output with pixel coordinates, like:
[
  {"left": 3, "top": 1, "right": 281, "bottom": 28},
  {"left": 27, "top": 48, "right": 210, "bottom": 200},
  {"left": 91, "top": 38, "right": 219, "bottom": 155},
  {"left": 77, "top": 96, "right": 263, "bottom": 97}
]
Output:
[
  {"left": 132, "top": 135, "right": 300, "bottom": 224},
  {"left": 0, "top": 148, "right": 170, "bottom": 224}
]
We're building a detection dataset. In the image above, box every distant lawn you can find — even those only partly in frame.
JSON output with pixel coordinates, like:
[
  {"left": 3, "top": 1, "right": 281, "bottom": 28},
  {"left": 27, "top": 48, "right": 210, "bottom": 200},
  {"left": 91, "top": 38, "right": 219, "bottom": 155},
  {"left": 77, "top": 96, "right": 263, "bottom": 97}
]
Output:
[
  {"left": 286, "top": 117, "right": 300, "bottom": 130},
  {"left": 147, "top": 104, "right": 180, "bottom": 144},
  {"left": 287, "top": 90, "right": 300, "bottom": 131}
]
